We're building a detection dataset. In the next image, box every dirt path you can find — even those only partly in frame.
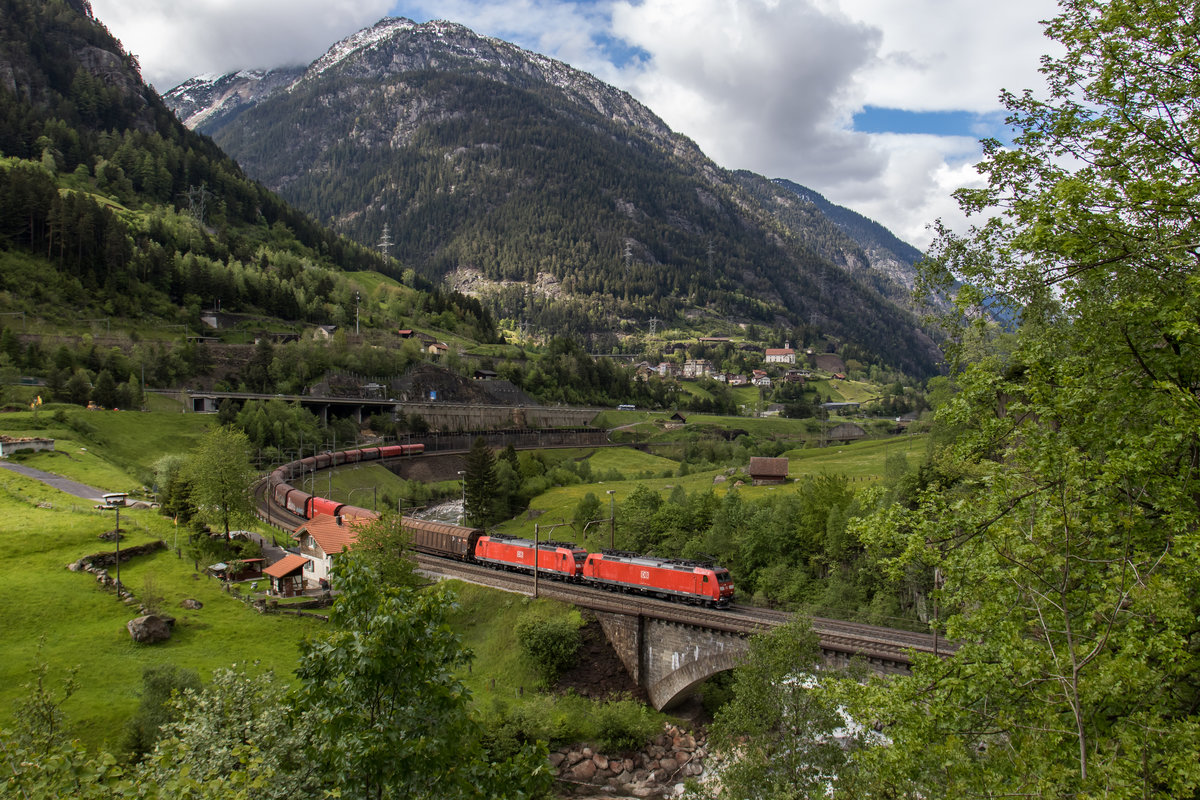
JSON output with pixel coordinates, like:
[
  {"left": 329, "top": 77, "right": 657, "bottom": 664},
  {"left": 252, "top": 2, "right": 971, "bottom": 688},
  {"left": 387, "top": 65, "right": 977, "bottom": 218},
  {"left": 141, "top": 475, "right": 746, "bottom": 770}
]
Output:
[{"left": 0, "top": 461, "right": 111, "bottom": 502}]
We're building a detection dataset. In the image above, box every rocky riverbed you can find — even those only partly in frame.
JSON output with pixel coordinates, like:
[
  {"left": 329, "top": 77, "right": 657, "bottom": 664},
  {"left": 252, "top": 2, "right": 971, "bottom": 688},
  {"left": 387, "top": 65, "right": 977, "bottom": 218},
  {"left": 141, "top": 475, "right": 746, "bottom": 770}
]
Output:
[{"left": 551, "top": 724, "right": 711, "bottom": 798}]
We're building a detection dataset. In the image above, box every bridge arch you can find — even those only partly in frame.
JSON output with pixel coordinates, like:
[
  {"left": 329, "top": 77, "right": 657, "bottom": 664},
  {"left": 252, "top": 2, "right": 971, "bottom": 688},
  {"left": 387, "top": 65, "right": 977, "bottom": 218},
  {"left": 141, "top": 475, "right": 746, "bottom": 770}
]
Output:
[{"left": 646, "top": 647, "right": 744, "bottom": 710}]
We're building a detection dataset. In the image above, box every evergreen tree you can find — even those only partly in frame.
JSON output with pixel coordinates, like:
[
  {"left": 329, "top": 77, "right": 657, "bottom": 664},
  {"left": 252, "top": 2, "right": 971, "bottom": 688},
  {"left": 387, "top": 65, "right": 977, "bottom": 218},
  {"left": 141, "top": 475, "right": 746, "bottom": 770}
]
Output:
[{"left": 462, "top": 435, "right": 497, "bottom": 526}]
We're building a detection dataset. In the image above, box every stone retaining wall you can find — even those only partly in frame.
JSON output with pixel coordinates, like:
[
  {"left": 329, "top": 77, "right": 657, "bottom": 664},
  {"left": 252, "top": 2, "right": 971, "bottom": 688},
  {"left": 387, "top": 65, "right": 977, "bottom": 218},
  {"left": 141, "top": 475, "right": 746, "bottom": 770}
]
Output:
[{"left": 67, "top": 540, "right": 168, "bottom": 609}]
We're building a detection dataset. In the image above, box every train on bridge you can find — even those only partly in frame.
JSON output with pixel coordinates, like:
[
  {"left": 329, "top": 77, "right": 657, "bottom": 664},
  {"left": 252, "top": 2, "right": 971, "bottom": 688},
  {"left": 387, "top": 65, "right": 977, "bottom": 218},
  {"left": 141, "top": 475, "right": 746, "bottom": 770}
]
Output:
[
  {"left": 404, "top": 517, "right": 735, "bottom": 608},
  {"left": 264, "top": 442, "right": 735, "bottom": 608}
]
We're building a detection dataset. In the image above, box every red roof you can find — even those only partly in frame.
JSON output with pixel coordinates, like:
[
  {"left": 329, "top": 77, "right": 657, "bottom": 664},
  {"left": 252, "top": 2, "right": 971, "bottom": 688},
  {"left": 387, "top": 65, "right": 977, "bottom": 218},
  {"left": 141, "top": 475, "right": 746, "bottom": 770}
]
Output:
[
  {"left": 263, "top": 553, "right": 309, "bottom": 578},
  {"left": 295, "top": 513, "right": 370, "bottom": 556},
  {"left": 765, "top": 348, "right": 794, "bottom": 356}
]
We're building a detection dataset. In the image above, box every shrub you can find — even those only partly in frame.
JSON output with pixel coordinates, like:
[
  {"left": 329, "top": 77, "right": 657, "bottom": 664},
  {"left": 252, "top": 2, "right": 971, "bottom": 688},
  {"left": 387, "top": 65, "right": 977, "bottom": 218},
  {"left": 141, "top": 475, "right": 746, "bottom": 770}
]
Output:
[
  {"left": 594, "top": 698, "right": 659, "bottom": 752},
  {"left": 515, "top": 614, "right": 581, "bottom": 685}
]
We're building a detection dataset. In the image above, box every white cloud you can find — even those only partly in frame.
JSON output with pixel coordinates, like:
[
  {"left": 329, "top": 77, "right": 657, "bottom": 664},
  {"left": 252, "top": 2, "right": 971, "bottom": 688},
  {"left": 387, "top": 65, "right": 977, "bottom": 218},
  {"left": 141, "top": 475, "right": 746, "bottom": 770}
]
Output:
[
  {"left": 90, "top": 0, "right": 394, "bottom": 91},
  {"left": 88, "top": 0, "right": 1062, "bottom": 248},
  {"left": 837, "top": 0, "right": 1058, "bottom": 112},
  {"left": 603, "top": 0, "right": 1059, "bottom": 246}
]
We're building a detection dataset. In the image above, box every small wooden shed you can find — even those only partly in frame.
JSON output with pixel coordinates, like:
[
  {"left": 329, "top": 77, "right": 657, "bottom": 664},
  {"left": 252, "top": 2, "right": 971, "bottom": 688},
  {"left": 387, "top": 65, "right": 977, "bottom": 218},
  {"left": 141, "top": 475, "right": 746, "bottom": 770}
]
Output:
[{"left": 263, "top": 554, "right": 309, "bottom": 597}]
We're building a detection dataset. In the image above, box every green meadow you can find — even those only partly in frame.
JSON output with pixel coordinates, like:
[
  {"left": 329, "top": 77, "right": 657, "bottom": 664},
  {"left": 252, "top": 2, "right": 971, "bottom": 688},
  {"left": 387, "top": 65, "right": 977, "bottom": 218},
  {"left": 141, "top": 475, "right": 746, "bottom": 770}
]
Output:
[
  {"left": 0, "top": 399, "right": 923, "bottom": 751},
  {"left": 0, "top": 467, "right": 321, "bottom": 749}
]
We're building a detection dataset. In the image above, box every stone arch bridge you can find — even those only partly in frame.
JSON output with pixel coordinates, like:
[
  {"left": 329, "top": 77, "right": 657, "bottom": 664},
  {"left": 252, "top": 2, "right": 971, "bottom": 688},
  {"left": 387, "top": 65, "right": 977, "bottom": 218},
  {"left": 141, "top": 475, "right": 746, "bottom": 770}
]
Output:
[{"left": 419, "top": 559, "right": 945, "bottom": 710}]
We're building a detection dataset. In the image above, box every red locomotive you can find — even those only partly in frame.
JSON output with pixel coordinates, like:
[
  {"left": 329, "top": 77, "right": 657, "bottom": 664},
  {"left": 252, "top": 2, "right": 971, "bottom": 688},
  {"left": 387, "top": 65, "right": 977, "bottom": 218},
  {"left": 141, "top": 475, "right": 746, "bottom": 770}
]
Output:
[
  {"left": 473, "top": 533, "right": 588, "bottom": 579},
  {"left": 397, "top": 517, "right": 735, "bottom": 608},
  {"left": 583, "top": 550, "right": 734, "bottom": 607}
]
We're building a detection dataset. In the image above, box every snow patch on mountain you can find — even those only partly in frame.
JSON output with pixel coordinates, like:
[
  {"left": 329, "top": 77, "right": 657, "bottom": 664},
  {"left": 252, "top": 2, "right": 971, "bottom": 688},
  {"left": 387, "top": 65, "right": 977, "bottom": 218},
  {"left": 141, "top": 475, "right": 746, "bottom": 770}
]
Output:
[{"left": 307, "top": 17, "right": 416, "bottom": 78}]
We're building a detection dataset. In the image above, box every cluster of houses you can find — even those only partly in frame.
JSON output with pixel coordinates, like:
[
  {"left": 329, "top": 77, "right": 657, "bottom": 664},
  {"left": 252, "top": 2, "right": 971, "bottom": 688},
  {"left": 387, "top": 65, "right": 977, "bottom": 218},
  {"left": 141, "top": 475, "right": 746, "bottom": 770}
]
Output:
[{"left": 633, "top": 342, "right": 815, "bottom": 389}]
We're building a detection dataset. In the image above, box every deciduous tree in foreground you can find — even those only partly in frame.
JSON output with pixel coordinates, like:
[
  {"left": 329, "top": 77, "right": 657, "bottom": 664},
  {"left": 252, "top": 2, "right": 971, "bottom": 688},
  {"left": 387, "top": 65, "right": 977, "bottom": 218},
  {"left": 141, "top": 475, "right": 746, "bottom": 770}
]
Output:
[{"left": 832, "top": 1, "right": 1200, "bottom": 797}]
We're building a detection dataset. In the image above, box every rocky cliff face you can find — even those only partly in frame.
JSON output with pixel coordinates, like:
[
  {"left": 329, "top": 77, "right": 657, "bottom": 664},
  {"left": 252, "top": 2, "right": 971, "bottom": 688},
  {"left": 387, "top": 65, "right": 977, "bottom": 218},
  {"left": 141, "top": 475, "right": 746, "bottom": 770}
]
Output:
[{"left": 165, "top": 66, "right": 304, "bottom": 130}]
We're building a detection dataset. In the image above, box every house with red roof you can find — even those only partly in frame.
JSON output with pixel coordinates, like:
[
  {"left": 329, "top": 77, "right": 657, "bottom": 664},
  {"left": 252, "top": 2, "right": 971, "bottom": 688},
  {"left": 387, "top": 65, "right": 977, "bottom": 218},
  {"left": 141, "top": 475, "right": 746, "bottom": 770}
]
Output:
[
  {"left": 764, "top": 341, "right": 796, "bottom": 364},
  {"left": 293, "top": 513, "right": 372, "bottom": 584}
]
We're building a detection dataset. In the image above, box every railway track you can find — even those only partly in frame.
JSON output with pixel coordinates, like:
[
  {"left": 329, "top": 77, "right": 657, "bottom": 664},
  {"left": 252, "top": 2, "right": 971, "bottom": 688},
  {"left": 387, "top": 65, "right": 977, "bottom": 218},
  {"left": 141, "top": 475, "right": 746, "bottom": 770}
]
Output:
[
  {"left": 412, "top": 553, "right": 951, "bottom": 663},
  {"left": 253, "top": 457, "right": 953, "bottom": 665}
]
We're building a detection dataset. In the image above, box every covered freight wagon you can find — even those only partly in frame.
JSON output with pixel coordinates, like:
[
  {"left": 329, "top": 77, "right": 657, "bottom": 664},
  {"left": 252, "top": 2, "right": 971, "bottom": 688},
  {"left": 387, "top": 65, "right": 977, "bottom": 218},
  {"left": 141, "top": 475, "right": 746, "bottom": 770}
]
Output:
[{"left": 402, "top": 517, "right": 482, "bottom": 560}]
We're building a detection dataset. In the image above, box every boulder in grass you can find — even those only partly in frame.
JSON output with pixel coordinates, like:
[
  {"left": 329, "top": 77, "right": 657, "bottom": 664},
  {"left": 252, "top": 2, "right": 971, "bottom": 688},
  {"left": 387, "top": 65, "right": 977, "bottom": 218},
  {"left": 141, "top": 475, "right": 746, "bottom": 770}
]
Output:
[
  {"left": 126, "top": 615, "right": 172, "bottom": 643},
  {"left": 180, "top": 598, "right": 203, "bottom": 610}
]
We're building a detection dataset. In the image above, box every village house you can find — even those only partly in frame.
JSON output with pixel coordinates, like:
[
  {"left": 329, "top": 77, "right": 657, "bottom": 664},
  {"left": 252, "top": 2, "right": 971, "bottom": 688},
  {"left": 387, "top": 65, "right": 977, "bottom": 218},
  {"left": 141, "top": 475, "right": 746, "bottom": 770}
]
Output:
[
  {"left": 728, "top": 374, "right": 748, "bottom": 386},
  {"left": 656, "top": 362, "right": 680, "bottom": 378},
  {"left": 682, "top": 359, "right": 714, "bottom": 379},
  {"left": 293, "top": 513, "right": 372, "bottom": 585},
  {"left": 764, "top": 341, "right": 796, "bottom": 364},
  {"left": 427, "top": 341, "right": 449, "bottom": 356}
]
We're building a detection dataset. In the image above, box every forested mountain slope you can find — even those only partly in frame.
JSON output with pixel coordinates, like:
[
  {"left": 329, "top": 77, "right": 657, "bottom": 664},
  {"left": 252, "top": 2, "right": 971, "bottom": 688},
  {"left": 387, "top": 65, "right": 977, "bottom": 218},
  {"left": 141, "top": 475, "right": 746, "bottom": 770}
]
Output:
[
  {"left": 0, "top": 0, "right": 494, "bottom": 341},
  {"left": 166, "top": 18, "right": 941, "bottom": 377}
]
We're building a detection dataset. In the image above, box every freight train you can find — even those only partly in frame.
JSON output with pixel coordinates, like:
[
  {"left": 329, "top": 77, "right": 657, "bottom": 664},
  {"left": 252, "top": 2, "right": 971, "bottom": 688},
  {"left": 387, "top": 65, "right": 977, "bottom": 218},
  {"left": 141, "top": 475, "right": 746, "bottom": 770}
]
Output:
[
  {"left": 266, "top": 443, "right": 734, "bottom": 607},
  {"left": 404, "top": 517, "right": 735, "bottom": 608},
  {"left": 268, "top": 443, "right": 424, "bottom": 521}
]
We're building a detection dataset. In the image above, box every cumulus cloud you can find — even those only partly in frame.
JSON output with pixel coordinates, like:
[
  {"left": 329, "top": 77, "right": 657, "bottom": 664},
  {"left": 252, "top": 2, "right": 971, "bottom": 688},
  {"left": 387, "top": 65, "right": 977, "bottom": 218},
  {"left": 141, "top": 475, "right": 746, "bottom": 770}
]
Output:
[
  {"left": 90, "top": 0, "right": 395, "bottom": 91},
  {"left": 88, "top": 0, "right": 1062, "bottom": 248},
  {"left": 605, "top": 0, "right": 1058, "bottom": 246}
]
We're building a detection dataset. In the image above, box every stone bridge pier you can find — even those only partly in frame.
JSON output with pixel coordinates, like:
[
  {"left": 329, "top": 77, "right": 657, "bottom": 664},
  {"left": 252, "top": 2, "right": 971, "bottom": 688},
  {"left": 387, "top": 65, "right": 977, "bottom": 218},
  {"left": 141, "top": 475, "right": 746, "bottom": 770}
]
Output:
[{"left": 595, "top": 611, "right": 749, "bottom": 710}]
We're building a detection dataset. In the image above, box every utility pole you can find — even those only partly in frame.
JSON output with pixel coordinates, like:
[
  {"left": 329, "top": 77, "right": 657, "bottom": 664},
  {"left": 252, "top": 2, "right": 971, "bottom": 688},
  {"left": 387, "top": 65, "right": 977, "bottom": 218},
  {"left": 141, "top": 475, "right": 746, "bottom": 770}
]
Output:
[
  {"left": 114, "top": 504, "right": 120, "bottom": 588},
  {"left": 355, "top": 291, "right": 360, "bottom": 335},
  {"left": 607, "top": 490, "right": 616, "bottom": 549}
]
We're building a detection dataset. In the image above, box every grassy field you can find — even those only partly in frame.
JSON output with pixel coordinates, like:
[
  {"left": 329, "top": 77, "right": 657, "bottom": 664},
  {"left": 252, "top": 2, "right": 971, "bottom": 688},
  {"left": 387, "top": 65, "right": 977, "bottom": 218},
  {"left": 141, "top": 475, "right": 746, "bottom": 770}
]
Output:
[
  {"left": 496, "top": 434, "right": 929, "bottom": 551},
  {"left": 0, "top": 404, "right": 213, "bottom": 493},
  {"left": 0, "top": 467, "right": 321, "bottom": 750}
]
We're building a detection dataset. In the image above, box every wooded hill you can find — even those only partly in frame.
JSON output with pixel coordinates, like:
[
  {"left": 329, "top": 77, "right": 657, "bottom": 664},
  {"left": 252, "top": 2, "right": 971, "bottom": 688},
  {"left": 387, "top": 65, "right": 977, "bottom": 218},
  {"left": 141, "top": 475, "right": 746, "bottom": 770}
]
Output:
[
  {"left": 0, "top": 0, "right": 496, "bottom": 344},
  {"left": 167, "top": 18, "right": 943, "bottom": 378}
]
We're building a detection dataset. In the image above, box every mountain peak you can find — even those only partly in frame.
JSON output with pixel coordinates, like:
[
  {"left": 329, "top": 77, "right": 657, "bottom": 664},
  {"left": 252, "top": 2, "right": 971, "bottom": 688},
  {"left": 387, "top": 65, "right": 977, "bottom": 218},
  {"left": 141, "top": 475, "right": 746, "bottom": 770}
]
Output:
[{"left": 306, "top": 17, "right": 418, "bottom": 78}]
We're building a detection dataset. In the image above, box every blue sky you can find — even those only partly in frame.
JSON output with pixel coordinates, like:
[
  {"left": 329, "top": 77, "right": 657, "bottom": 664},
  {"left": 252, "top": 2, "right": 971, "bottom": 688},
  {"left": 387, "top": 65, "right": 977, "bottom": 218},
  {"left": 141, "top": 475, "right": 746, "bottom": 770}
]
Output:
[{"left": 90, "top": 0, "right": 1059, "bottom": 247}]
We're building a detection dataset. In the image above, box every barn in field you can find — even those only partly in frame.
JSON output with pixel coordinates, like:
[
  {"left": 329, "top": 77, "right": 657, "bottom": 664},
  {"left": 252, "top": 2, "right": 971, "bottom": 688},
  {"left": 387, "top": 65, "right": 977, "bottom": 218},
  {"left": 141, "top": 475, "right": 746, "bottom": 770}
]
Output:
[{"left": 748, "top": 457, "right": 789, "bottom": 485}]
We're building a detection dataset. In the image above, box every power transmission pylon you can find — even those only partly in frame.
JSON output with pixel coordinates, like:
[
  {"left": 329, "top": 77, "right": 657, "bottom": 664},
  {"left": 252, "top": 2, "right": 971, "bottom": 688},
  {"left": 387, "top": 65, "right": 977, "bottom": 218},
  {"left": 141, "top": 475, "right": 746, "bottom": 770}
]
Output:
[{"left": 377, "top": 223, "right": 393, "bottom": 258}]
